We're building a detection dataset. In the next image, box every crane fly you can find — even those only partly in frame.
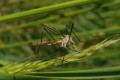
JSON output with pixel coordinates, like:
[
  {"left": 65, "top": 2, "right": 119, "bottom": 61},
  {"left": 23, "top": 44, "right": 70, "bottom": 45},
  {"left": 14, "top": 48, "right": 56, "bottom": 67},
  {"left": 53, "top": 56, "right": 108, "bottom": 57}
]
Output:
[
  {"left": 29, "top": 35, "right": 75, "bottom": 48},
  {"left": 29, "top": 23, "right": 76, "bottom": 50},
  {"left": 28, "top": 23, "right": 79, "bottom": 67}
]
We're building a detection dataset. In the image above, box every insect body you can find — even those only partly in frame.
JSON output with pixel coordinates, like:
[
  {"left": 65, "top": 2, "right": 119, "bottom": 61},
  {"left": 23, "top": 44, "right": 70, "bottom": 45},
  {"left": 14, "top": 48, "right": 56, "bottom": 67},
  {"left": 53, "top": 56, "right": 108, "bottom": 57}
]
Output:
[
  {"left": 29, "top": 23, "right": 77, "bottom": 50},
  {"left": 29, "top": 35, "right": 75, "bottom": 49}
]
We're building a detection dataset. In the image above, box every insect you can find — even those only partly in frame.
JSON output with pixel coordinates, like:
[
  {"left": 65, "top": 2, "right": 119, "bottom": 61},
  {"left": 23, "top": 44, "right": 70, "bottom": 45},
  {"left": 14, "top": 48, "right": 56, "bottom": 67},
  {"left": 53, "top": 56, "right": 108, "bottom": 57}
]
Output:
[
  {"left": 29, "top": 23, "right": 80, "bottom": 66},
  {"left": 29, "top": 24, "right": 76, "bottom": 49}
]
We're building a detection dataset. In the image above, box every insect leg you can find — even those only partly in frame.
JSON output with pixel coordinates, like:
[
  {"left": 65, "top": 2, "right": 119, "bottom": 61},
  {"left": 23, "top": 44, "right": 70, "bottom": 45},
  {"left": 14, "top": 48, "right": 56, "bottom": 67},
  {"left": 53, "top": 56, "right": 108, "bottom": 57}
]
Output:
[
  {"left": 35, "top": 32, "right": 43, "bottom": 60},
  {"left": 12, "top": 32, "right": 43, "bottom": 80},
  {"left": 69, "top": 23, "right": 74, "bottom": 38}
]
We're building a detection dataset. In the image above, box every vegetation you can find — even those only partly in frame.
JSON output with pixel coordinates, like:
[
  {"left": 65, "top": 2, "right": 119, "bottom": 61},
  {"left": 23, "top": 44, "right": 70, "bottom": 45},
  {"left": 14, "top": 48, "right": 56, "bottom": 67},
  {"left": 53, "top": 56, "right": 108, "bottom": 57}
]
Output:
[{"left": 0, "top": 0, "right": 120, "bottom": 80}]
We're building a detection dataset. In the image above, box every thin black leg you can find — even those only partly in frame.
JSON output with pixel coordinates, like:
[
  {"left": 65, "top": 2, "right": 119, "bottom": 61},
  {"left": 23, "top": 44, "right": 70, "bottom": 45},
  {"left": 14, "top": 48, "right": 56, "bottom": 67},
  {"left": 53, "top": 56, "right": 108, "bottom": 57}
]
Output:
[
  {"left": 69, "top": 23, "right": 74, "bottom": 38},
  {"left": 35, "top": 32, "right": 43, "bottom": 60}
]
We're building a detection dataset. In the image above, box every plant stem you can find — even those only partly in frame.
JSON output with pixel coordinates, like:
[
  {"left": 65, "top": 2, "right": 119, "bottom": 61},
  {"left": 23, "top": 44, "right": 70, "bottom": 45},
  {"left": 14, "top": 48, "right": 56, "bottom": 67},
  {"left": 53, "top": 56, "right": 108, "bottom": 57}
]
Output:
[
  {"left": 0, "top": 39, "right": 119, "bottom": 73},
  {"left": 0, "top": 7, "right": 93, "bottom": 33},
  {"left": 0, "top": 0, "right": 99, "bottom": 22}
]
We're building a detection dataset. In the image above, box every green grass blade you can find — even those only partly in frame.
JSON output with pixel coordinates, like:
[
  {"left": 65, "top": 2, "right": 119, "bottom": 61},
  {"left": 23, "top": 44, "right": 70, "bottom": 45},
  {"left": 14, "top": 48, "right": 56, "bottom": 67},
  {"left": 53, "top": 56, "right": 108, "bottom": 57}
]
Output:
[
  {"left": 0, "top": 7, "right": 93, "bottom": 33},
  {"left": 0, "top": 0, "right": 99, "bottom": 22},
  {"left": 27, "top": 66, "right": 120, "bottom": 79},
  {"left": 0, "top": 39, "right": 119, "bottom": 74},
  {"left": 1, "top": 66, "right": 120, "bottom": 80},
  {"left": 0, "top": 0, "right": 118, "bottom": 33},
  {"left": 0, "top": 72, "right": 52, "bottom": 80}
]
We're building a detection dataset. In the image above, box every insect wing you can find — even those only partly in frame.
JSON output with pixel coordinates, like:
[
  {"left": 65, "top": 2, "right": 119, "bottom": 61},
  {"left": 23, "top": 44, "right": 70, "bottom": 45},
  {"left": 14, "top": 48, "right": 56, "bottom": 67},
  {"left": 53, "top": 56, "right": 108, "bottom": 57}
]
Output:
[{"left": 40, "top": 23, "right": 65, "bottom": 37}]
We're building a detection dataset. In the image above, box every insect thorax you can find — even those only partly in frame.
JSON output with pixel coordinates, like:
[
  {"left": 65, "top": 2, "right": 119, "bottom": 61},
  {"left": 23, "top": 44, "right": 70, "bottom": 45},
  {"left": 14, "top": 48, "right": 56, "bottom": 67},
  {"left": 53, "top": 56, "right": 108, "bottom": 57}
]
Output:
[{"left": 61, "top": 35, "right": 75, "bottom": 48}]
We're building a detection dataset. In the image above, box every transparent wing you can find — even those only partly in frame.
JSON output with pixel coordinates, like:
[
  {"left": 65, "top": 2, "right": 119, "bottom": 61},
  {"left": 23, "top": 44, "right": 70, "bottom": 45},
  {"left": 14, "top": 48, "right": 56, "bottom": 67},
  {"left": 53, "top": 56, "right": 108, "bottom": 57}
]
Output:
[{"left": 40, "top": 23, "right": 65, "bottom": 37}]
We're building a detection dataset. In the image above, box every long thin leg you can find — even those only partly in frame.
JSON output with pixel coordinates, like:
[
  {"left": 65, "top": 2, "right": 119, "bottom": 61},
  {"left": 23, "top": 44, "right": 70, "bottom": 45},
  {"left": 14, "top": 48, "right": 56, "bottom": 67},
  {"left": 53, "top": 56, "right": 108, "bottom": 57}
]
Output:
[
  {"left": 61, "top": 52, "right": 65, "bottom": 67},
  {"left": 66, "top": 24, "right": 86, "bottom": 43},
  {"left": 35, "top": 32, "right": 43, "bottom": 60},
  {"left": 13, "top": 32, "right": 44, "bottom": 80},
  {"left": 61, "top": 48, "right": 68, "bottom": 67},
  {"left": 69, "top": 23, "right": 74, "bottom": 38}
]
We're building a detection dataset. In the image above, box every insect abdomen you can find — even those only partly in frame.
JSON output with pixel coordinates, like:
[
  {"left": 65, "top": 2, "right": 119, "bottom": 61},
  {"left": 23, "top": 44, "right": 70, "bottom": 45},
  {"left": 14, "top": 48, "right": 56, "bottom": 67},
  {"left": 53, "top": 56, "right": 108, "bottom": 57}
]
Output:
[{"left": 29, "top": 40, "right": 62, "bottom": 46}]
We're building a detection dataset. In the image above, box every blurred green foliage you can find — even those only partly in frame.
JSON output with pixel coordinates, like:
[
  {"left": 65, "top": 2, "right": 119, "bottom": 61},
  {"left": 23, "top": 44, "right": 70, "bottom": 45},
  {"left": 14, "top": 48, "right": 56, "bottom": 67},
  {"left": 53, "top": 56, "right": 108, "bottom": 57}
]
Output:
[{"left": 0, "top": 0, "right": 120, "bottom": 80}]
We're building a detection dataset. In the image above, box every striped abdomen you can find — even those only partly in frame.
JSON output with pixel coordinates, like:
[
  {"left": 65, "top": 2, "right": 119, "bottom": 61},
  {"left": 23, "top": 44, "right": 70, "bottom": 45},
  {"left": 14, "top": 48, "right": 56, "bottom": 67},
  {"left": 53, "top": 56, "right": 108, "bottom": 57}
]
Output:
[{"left": 29, "top": 40, "right": 62, "bottom": 46}]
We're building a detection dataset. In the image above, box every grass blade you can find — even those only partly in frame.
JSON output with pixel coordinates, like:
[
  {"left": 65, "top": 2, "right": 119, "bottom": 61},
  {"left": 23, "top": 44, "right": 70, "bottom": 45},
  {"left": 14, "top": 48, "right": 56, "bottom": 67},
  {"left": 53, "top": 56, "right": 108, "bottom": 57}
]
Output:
[
  {"left": 0, "top": 0, "right": 99, "bottom": 22},
  {"left": 0, "top": 39, "right": 119, "bottom": 73}
]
